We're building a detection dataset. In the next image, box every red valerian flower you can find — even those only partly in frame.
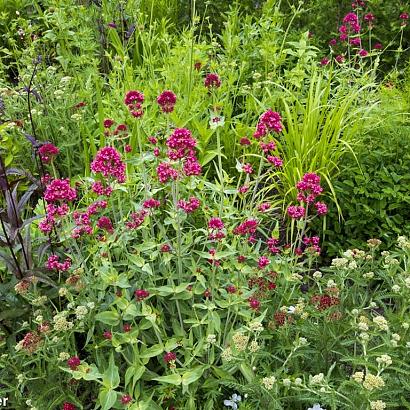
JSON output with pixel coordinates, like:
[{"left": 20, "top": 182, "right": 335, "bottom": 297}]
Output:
[
  {"left": 44, "top": 179, "right": 77, "bottom": 203},
  {"left": 178, "top": 197, "right": 200, "bottom": 213},
  {"left": 20, "top": 332, "right": 43, "bottom": 354},
  {"left": 67, "top": 356, "right": 81, "bottom": 370},
  {"left": 208, "top": 217, "right": 224, "bottom": 230},
  {"left": 204, "top": 73, "right": 221, "bottom": 89},
  {"left": 160, "top": 244, "right": 171, "bottom": 252},
  {"left": 164, "top": 352, "right": 177, "bottom": 363},
  {"left": 134, "top": 289, "right": 149, "bottom": 301},
  {"left": 121, "top": 395, "right": 132, "bottom": 405},
  {"left": 287, "top": 205, "right": 305, "bottom": 219},
  {"left": 204, "top": 289, "right": 211, "bottom": 298},
  {"left": 156, "top": 162, "right": 179, "bottom": 183},
  {"left": 103, "top": 330, "right": 113, "bottom": 340},
  {"left": 254, "top": 109, "right": 283, "bottom": 139},
  {"left": 242, "top": 163, "right": 253, "bottom": 174},
  {"left": 157, "top": 90, "right": 177, "bottom": 113},
  {"left": 126, "top": 210, "right": 148, "bottom": 229},
  {"left": 123, "top": 324, "right": 132, "bottom": 332},
  {"left": 240, "top": 137, "right": 251, "bottom": 145},
  {"left": 258, "top": 256, "right": 270, "bottom": 269},
  {"left": 62, "top": 402, "right": 77, "bottom": 410},
  {"left": 226, "top": 284, "right": 237, "bottom": 294},
  {"left": 320, "top": 57, "right": 330, "bottom": 66},
  {"left": 124, "top": 90, "right": 144, "bottom": 117},
  {"left": 194, "top": 61, "right": 202, "bottom": 71},
  {"left": 91, "top": 146, "right": 126, "bottom": 183},
  {"left": 358, "top": 49, "right": 368, "bottom": 57},
  {"left": 46, "top": 255, "right": 72, "bottom": 271},
  {"left": 143, "top": 198, "right": 161, "bottom": 209},
  {"left": 97, "top": 216, "right": 114, "bottom": 233},
  {"left": 39, "top": 143, "right": 59, "bottom": 163},
  {"left": 248, "top": 297, "right": 261, "bottom": 310},
  {"left": 314, "top": 201, "right": 328, "bottom": 215},
  {"left": 103, "top": 118, "right": 114, "bottom": 128}
]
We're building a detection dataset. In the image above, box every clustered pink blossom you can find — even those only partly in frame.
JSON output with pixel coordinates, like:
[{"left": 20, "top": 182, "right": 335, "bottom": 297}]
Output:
[
  {"left": 254, "top": 109, "right": 283, "bottom": 139},
  {"left": 124, "top": 90, "right": 144, "bottom": 117},
  {"left": 121, "top": 395, "right": 132, "bottom": 405},
  {"left": 39, "top": 203, "right": 70, "bottom": 233},
  {"left": 267, "top": 156, "right": 283, "bottom": 167},
  {"left": 204, "top": 73, "right": 221, "bottom": 89},
  {"left": 72, "top": 200, "right": 107, "bottom": 238},
  {"left": 267, "top": 237, "right": 281, "bottom": 254},
  {"left": 46, "top": 254, "right": 72, "bottom": 271},
  {"left": 320, "top": 57, "right": 330, "bottom": 66},
  {"left": 248, "top": 297, "right": 261, "bottom": 311},
  {"left": 97, "top": 216, "right": 114, "bottom": 233},
  {"left": 103, "top": 118, "right": 114, "bottom": 128},
  {"left": 38, "top": 143, "right": 59, "bottom": 163},
  {"left": 287, "top": 205, "right": 306, "bottom": 220},
  {"left": 260, "top": 141, "right": 276, "bottom": 152},
  {"left": 156, "top": 162, "right": 179, "bottom": 183},
  {"left": 164, "top": 351, "right": 177, "bottom": 363},
  {"left": 258, "top": 202, "right": 271, "bottom": 212},
  {"left": 166, "top": 128, "right": 197, "bottom": 160},
  {"left": 157, "top": 90, "right": 177, "bottom": 113},
  {"left": 67, "top": 356, "right": 81, "bottom": 370},
  {"left": 143, "top": 198, "right": 161, "bottom": 209},
  {"left": 287, "top": 172, "right": 328, "bottom": 219},
  {"left": 233, "top": 219, "right": 258, "bottom": 243},
  {"left": 135, "top": 289, "right": 149, "bottom": 301},
  {"left": 258, "top": 256, "right": 270, "bottom": 269},
  {"left": 91, "top": 147, "right": 126, "bottom": 183},
  {"left": 208, "top": 217, "right": 224, "bottom": 230},
  {"left": 44, "top": 179, "right": 77, "bottom": 203},
  {"left": 238, "top": 185, "right": 249, "bottom": 194},
  {"left": 126, "top": 210, "right": 148, "bottom": 229},
  {"left": 240, "top": 137, "right": 251, "bottom": 145},
  {"left": 303, "top": 236, "right": 321, "bottom": 254},
  {"left": 296, "top": 173, "right": 323, "bottom": 203},
  {"left": 92, "top": 181, "right": 113, "bottom": 197},
  {"left": 242, "top": 163, "right": 253, "bottom": 174},
  {"left": 63, "top": 402, "right": 77, "bottom": 410},
  {"left": 178, "top": 197, "right": 200, "bottom": 213},
  {"left": 160, "top": 244, "right": 171, "bottom": 252},
  {"left": 358, "top": 48, "right": 368, "bottom": 57},
  {"left": 103, "top": 330, "right": 112, "bottom": 340}
]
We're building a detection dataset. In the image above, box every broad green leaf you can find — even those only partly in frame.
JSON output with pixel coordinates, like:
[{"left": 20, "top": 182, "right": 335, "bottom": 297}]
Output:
[{"left": 95, "top": 311, "right": 120, "bottom": 326}]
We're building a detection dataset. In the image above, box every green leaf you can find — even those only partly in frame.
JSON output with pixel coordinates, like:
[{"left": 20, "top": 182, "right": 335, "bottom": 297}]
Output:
[
  {"left": 123, "top": 304, "right": 138, "bottom": 320},
  {"left": 102, "top": 353, "right": 120, "bottom": 389},
  {"left": 139, "top": 343, "right": 164, "bottom": 358},
  {"left": 153, "top": 373, "right": 182, "bottom": 385},
  {"left": 98, "top": 388, "right": 117, "bottom": 410},
  {"left": 95, "top": 311, "right": 120, "bottom": 326}
]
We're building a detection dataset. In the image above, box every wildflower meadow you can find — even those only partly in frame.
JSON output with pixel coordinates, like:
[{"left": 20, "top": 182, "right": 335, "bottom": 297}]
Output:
[{"left": 0, "top": 1, "right": 410, "bottom": 409}]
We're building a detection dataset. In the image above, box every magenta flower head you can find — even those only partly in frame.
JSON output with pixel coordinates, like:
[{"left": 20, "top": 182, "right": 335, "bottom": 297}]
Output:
[
  {"left": 358, "top": 49, "right": 368, "bottom": 57},
  {"left": 63, "top": 403, "right": 77, "bottom": 410},
  {"left": 157, "top": 90, "right": 177, "bottom": 113},
  {"left": 204, "top": 73, "right": 221, "bottom": 89},
  {"left": 373, "top": 42, "right": 383, "bottom": 50},
  {"left": 164, "top": 351, "right": 177, "bottom": 363},
  {"left": 156, "top": 162, "right": 179, "bottom": 183},
  {"left": 400, "top": 12, "right": 409, "bottom": 20},
  {"left": 44, "top": 179, "right": 77, "bottom": 203},
  {"left": 364, "top": 13, "right": 375, "bottom": 23},
  {"left": 328, "top": 38, "right": 337, "bottom": 46},
  {"left": 67, "top": 356, "right": 81, "bottom": 370},
  {"left": 166, "top": 128, "right": 197, "bottom": 160},
  {"left": 97, "top": 216, "right": 114, "bottom": 233},
  {"left": 39, "top": 143, "right": 59, "bottom": 163},
  {"left": 46, "top": 254, "right": 71, "bottom": 271},
  {"left": 208, "top": 217, "right": 224, "bottom": 230},
  {"left": 335, "top": 55, "right": 345, "bottom": 64},
  {"left": 103, "top": 330, "right": 112, "bottom": 340},
  {"left": 240, "top": 137, "right": 251, "bottom": 146},
  {"left": 315, "top": 201, "right": 328, "bottom": 215},
  {"left": 124, "top": 90, "right": 144, "bottom": 117},
  {"left": 134, "top": 289, "right": 149, "bottom": 301},
  {"left": 91, "top": 146, "right": 126, "bottom": 183},
  {"left": 248, "top": 297, "right": 261, "bottom": 311},
  {"left": 287, "top": 205, "right": 305, "bottom": 219},
  {"left": 242, "top": 163, "right": 253, "bottom": 174},
  {"left": 267, "top": 156, "right": 283, "bottom": 167},
  {"left": 320, "top": 57, "right": 330, "bottom": 66},
  {"left": 121, "top": 395, "right": 132, "bottom": 405},
  {"left": 258, "top": 256, "right": 270, "bottom": 269}
]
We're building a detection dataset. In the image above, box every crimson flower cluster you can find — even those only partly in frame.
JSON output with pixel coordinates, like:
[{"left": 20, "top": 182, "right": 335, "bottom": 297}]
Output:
[
  {"left": 208, "top": 217, "right": 226, "bottom": 241},
  {"left": 46, "top": 254, "right": 72, "bottom": 271},
  {"left": 204, "top": 73, "right": 221, "bottom": 89},
  {"left": 38, "top": 143, "right": 59, "bottom": 163},
  {"left": 157, "top": 90, "right": 177, "bottom": 113},
  {"left": 254, "top": 109, "right": 283, "bottom": 139},
  {"left": 126, "top": 210, "right": 148, "bottom": 230},
  {"left": 72, "top": 200, "right": 107, "bottom": 238},
  {"left": 135, "top": 289, "right": 149, "bottom": 301},
  {"left": 124, "top": 90, "right": 144, "bottom": 117},
  {"left": 287, "top": 172, "right": 327, "bottom": 219},
  {"left": 44, "top": 179, "right": 77, "bottom": 203},
  {"left": 91, "top": 146, "right": 126, "bottom": 183},
  {"left": 178, "top": 197, "right": 200, "bottom": 213}
]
